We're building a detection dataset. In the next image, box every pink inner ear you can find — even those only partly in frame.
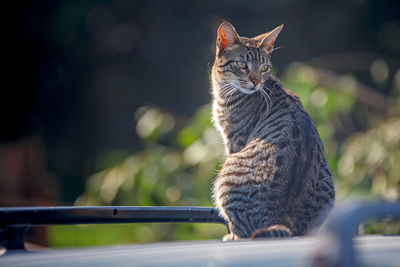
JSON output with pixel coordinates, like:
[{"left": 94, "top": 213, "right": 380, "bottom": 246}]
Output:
[
  {"left": 261, "top": 25, "right": 283, "bottom": 52},
  {"left": 266, "top": 41, "right": 274, "bottom": 52},
  {"left": 217, "top": 28, "right": 229, "bottom": 50}
]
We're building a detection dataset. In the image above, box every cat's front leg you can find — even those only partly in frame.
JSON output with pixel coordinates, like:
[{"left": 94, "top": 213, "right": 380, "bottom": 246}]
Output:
[{"left": 222, "top": 233, "right": 240, "bottom": 241}]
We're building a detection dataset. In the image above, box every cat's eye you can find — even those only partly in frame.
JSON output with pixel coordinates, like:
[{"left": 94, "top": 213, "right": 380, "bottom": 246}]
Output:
[
  {"left": 237, "top": 61, "right": 247, "bottom": 69},
  {"left": 261, "top": 65, "right": 271, "bottom": 72}
]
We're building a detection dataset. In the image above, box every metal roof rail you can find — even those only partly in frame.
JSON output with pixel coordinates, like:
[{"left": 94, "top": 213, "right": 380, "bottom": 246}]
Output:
[{"left": 0, "top": 206, "right": 225, "bottom": 250}]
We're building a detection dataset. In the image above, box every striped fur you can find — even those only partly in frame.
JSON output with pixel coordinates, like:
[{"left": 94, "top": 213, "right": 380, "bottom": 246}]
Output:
[{"left": 211, "top": 23, "right": 335, "bottom": 240}]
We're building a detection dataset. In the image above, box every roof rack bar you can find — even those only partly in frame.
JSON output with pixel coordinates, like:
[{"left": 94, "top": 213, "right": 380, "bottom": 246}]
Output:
[
  {"left": 0, "top": 206, "right": 225, "bottom": 226},
  {"left": 0, "top": 206, "right": 226, "bottom": 251}
]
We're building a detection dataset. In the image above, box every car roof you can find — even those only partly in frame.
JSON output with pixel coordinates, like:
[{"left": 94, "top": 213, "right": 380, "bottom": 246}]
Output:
[{"left": 1, "top": 235, "right": 399, "bottom": 267}]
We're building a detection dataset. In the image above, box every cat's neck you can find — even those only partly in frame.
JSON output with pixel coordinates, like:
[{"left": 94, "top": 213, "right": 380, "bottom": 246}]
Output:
[{"left": 212, "top": 77, "right": 294, "bottom": 154}]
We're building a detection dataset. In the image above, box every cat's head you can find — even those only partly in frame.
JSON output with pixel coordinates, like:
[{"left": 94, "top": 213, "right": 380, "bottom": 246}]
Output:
[{"left": 212, "top": 22, "right": 283, "bottom": 95}]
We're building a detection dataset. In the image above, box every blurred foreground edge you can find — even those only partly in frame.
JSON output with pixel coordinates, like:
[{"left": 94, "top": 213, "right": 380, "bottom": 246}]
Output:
[{"left": 312, "top": 200, "right": 400, "bottom": 267}]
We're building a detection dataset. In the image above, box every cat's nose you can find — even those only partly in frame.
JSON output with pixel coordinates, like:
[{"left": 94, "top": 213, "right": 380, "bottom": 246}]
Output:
[{"left": 251, "top": 78, "right": 260, "bottom": 86}]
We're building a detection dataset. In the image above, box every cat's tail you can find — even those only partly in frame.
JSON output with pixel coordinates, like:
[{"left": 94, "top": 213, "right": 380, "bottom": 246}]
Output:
[{"left": 250, "top": 224, "right": 292, "bottom": 238}]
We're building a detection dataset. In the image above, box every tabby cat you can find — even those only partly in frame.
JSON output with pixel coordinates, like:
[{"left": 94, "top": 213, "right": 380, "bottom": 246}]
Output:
[{"left": 211, "top": 22, "right": 335, "bottom": 240}]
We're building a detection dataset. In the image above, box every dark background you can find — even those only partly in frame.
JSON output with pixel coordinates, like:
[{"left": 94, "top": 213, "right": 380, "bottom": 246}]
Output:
[{"left": 2, "top": 0, "right": 399, "bottom": 205}]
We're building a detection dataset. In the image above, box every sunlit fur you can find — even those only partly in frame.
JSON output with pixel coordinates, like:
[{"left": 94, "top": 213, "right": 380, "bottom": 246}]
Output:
[{"left": 211, "top": 23, "right": 335, "bottom": 240}]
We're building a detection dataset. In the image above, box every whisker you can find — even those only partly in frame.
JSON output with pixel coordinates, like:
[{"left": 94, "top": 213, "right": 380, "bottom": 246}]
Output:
[
  {"left": 220, "top": 84, "right": 236, "bottom": 100},
  {"left": 224, "top": 87, "right": 236, "bottom": 98},
  {"left": 225, "top": 88, "right": 238, "bottom": 107},
  {"left": 260, "top": 90, "right": 270, "bottom": 111},
  {"left": 261, "top": 83, "right": 272, "bottom": 95},
  {"left": 219, "top": 83, "right": 234, "bottom": 94},
  {"left": 262, "top": 83, "right": 275, "bottom": 96},
  {"left": 263, "top": 88, "right": 273, "bottom": 106},
  {"left": 218, "top": 82, "right": 245, "bottom": 108},
  {"left": 267, "top": 45, "right": 285, "bottom": 56},
  {"left": 261, "top": 88, "right": 272, "bottom": 112},
  {"left": 259, "top": 89, "right": 269, "bottom": 108},
  {"left": 230, "top": 83, "right": 243, "bottom": 91}
]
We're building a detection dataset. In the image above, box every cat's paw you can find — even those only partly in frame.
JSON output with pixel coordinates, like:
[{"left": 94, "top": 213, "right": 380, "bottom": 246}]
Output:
[{"left": 222, "top": 233, "right": 240, "bottom": 241}]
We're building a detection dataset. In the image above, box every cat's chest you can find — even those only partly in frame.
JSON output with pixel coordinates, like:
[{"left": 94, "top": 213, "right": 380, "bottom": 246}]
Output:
[
  {"left": 212, "top": 99, "right": 261, "bottom": 153},
  {"left": 212, "top": 101, "right": 231, "bottom": 149}
]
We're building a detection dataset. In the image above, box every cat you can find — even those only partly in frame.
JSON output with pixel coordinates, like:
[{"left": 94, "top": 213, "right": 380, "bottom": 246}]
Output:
[{"left": 211, "top": 22, "right": 335, "bottom": 240}]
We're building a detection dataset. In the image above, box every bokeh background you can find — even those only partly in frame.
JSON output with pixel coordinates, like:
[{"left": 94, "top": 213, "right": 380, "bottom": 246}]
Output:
[{"left": 2, "top": 0, "right": 399, "bottom": 247}]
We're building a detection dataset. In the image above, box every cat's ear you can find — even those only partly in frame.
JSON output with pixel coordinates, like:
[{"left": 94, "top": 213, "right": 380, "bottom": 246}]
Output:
[
  {"left": 259, "top": 24, "right": 284, "bottom": 53},
  {"left": 216, "top": 22, "right": 240, "bottom": 53}
]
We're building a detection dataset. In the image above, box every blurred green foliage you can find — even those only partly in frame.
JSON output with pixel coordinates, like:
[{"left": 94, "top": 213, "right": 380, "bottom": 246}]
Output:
[
  {"left": 48, "top": 61, "right": 400, "bottom": 247},
  {"left": 49, "top": 104, "right": 228, "bottom": 247}
]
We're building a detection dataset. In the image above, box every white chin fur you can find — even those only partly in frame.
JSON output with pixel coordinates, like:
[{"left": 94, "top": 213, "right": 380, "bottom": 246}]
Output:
[{"left": 238, "top": 87, "right": 257, "bottom": 95}]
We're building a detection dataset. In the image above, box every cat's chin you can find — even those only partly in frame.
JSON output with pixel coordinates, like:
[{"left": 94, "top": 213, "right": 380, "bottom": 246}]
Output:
[{"left": 238, "top": 87, "right": 258, "bottom": 95}]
